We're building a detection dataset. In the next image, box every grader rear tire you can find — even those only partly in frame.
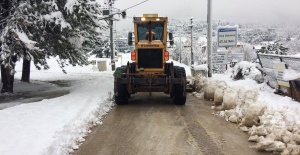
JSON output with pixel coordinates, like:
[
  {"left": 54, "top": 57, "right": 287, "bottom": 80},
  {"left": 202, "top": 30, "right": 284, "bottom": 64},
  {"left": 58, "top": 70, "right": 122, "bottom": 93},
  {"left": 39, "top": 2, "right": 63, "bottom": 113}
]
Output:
[{"left": 173, "top": 66, "right": 186, "bottom": 105}]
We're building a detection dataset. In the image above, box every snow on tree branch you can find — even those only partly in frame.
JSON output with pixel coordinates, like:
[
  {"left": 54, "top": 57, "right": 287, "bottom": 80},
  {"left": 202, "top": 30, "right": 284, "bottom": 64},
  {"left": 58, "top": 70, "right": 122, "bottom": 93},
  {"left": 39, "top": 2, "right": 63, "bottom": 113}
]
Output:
[
  {"left": 42, "top": 11, "right": 71, "bottom": 31},
  {"left": 65, "top": 0, "right": 79, "bottom": 14}
]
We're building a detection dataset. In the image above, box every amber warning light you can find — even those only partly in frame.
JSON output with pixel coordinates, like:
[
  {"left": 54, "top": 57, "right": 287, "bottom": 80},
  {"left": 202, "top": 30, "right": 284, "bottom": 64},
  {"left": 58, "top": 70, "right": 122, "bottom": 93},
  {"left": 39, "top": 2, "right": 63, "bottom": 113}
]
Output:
[
  {"left": 131, "top": 51, "right": 136, "bottom": 60},
  {"left": 165, "top": 51, "right": 169, "bottom": 61}
]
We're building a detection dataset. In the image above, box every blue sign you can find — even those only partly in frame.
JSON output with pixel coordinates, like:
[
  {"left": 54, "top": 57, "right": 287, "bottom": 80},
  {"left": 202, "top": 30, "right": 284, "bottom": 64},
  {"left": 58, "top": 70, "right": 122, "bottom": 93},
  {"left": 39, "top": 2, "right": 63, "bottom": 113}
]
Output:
[{"left": 218, "top": 27, "right": 237, "bottom": 47}]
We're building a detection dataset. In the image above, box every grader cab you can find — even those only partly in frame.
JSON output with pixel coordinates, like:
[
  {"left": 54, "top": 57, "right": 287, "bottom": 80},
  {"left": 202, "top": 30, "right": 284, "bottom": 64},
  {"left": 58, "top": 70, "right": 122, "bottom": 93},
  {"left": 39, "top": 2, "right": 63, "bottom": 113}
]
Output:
[{"left": 114, "top": 14, "right": 186, "bottom": 105}]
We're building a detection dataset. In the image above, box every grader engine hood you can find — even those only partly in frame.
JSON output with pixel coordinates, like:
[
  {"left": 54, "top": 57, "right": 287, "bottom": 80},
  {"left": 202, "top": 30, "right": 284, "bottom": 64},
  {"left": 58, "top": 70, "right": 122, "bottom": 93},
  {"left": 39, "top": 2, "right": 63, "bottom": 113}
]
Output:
[
  {"left": 137, "top": 40, "right": 163, "bottom": 48},
  {"left": 136, "top": 41, "right": 165, "bottom": 69}
]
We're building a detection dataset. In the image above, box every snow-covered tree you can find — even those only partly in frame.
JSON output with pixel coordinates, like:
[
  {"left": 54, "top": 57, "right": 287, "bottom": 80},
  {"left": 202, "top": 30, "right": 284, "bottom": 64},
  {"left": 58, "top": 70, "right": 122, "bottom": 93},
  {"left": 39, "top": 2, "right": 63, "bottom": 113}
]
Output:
[
  {"left": 242, "top": 43, "right": 257, "bottom": 62},
  {"left": 285, "top": 38, "right": 300, "bottom": 55},
  {"left": 256, "top": 42, "right": 288, "bottom": 55},
  {"left": 0, "top": 0, "right": 107, "bottom": 93}
]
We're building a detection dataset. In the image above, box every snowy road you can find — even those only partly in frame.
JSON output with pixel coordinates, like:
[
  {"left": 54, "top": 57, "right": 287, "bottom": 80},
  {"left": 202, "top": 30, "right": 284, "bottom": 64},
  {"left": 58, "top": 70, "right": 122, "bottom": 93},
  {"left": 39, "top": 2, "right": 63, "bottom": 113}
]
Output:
[
  {"left": 1, "top": 55, "right": 299, "bottom": 154},
  {"left": 74, "top": 92, "right": 271, "bottom": 155}
]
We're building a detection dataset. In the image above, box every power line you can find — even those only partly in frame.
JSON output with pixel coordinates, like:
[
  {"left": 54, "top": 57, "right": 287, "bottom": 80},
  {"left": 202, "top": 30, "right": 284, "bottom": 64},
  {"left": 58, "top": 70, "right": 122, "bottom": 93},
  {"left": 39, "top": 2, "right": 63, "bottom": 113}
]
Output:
[
  {"left": 101, "top": 0, "right": 149, "bottom": 19},
  {"left": 121, "top": 0, "right": 149, "bottom": 11}
]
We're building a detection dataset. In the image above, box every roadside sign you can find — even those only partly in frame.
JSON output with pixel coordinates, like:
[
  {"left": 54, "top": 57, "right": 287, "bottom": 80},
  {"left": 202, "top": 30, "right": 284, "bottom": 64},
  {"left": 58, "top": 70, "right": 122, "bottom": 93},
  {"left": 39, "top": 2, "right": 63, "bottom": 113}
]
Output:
[
  {"left": 273, "top": 62, "right": 290, "bottom": 87},
  {"left": 103, "top": 10, "right": 110, "bottom": 16},
  {"left": 227, "top": 53, "right": 244, "bottom": 62},
  {"left": 212, "top": 51, "right": 228, "bottom": 64},
  {"left": 218, "top": 27, "right": 237, "bottom": 47}
]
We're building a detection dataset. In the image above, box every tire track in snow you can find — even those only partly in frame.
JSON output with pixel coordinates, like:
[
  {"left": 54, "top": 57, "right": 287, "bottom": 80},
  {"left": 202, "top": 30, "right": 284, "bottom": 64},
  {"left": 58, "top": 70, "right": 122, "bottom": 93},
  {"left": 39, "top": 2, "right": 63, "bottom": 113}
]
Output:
[{"left": 176, "top": 106, "right": 224, "bottom": 155}]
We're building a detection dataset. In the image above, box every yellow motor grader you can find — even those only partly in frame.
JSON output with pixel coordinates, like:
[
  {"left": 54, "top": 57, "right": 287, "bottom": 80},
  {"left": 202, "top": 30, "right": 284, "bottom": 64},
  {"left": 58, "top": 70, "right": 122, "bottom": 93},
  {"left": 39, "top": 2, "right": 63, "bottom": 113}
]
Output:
[{"left": 114, "top": 14, "right": 186, "bottom": 105}]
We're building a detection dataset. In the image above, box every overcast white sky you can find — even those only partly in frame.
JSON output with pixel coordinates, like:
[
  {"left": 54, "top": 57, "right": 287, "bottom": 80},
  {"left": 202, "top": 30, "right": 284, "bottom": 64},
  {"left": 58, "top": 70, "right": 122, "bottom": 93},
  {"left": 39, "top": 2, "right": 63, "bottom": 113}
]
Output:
[{"left": 101, "top": 0, "right": 300, "bottom": 30}]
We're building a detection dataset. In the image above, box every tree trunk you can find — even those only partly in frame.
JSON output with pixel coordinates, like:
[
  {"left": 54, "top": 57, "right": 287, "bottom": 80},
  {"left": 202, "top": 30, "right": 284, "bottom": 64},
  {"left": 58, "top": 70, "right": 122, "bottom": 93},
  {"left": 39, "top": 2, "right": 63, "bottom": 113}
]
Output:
[
  {"left": 0, "top": 0, "right": 20, "bottom": 93},
  {"left": 1, "top": 65, "right": 4, "bottom": 84},
  {"left": 21, "top": 52, "right": 31, "bottom": 82},
  {"left": 1, "top": 65, "right": 14, "bottom": 93},
  {"left": 1, "top": 54, "right": 17, "bottom": 93}
]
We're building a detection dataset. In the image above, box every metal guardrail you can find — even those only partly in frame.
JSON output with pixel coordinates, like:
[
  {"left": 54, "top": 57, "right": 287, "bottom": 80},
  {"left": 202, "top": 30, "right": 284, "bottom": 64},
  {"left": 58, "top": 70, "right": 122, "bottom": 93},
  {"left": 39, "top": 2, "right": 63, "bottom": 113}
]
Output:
[
  {"left": 257, "top": 54, "right": 283, "bottom": 88},
  {"left": 257, "top": 53, "right": 300, "bottom": 102},
  {"left": 281, "top": 57, "right": 300, "bottom": 72},
  {"left": 257, "top": 54, "right": 281, "bottom": 69},
  {"left": 257, "top": 53, "right": 300, "bottom": 71}
]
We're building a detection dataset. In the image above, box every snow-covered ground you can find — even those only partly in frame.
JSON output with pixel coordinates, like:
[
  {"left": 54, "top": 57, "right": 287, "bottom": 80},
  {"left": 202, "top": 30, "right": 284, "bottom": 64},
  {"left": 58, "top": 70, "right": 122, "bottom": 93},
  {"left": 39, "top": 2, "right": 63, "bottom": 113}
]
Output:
[
  {"left": 0, "top": 57, "right": 115, "bottom": 155},
  {"left": 0, "top": 53, "right": 300, "bottom": 154}
]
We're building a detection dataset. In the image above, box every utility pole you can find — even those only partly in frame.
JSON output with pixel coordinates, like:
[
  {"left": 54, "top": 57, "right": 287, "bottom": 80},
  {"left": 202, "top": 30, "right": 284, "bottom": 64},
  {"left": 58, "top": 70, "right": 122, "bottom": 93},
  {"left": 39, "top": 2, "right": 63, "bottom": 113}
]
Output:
[
  {"left": 190, "top": 17, "right": 194, "bottom": 65},
  {"left": 109, "top": 0, "right": 115, "bottom": 71},
  {"left": 101, "top": 0, "right": 149, "bottom": 71},
  {"left": 176, "top": 25, "right": 184, "bottom": 63},
  {"left": 207, "top": 0, "right": 212, "bottom": 77},
  {"left": 179, "top": 33, "right": 182, "bottom": 63}
]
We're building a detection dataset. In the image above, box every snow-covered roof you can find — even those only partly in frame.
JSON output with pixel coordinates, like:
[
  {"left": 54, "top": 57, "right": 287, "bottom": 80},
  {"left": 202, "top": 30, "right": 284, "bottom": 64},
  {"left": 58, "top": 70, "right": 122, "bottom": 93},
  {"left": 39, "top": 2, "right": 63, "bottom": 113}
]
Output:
[
  {"left": 191, "top": 64, "right": 208, "bottom": 71},
  {"left": 253, "top": 45, "right": 262, "bottom": 50}
]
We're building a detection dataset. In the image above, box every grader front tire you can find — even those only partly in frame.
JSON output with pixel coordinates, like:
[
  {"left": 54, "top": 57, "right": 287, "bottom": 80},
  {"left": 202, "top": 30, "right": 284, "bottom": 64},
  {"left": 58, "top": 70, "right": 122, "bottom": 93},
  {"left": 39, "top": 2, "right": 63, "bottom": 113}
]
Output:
[{"left": 114, "top": 67, "right": 128, "bottom": 105}]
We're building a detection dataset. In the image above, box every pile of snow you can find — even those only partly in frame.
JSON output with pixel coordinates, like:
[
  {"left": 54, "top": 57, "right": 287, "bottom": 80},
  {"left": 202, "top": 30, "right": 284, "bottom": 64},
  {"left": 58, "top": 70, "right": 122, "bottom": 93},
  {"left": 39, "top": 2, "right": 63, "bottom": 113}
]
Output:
[
  {"left": 231, "top": 61, "right": 264, "bottom": 84},
  {"left": 283, "top": 69, "right": 300, "bottom": 81},
  {"left": 192, "top": 73, "right": 300, "bottom": 154},
  {"left": 214, "top": 81, "right": 227, "bottom": 106}
]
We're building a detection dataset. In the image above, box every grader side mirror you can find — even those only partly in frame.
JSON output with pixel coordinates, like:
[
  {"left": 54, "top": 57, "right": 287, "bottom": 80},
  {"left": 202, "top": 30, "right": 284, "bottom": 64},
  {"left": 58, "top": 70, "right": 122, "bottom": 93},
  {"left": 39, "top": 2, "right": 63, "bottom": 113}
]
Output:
[
  {"left": 128, "top": 32, "right": 133, "bottom": 46},
  {"left": 169, "top": 32, "right": 174, "bottom": 45}
]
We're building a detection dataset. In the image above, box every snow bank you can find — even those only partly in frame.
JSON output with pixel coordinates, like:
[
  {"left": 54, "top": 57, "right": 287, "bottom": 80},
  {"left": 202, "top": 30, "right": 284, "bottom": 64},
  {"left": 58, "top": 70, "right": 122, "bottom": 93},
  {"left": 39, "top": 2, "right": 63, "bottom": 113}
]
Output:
[
  {"left": 44, "top": 97, "right": 114, "bottom": 155},
  {"left": 283, "top": 69, "right": 300, "bottom": 81},
  {"left": 242, "top": 103, "right": 266, "bottom": 127},
  {"left": 204, "top": 78, "right": 217, "bottom": 100},
  {"left": 192, "top": 74, "right": 300, "bottom": 154},
  {"left": 214, "top": 88, "right": 224, "bottom": 106},
  {"left": 222, "top": 87, "right": 238, "bottom": 110},
  {"left": 0, "top": 58, "right": 115, "bottom": 155}
]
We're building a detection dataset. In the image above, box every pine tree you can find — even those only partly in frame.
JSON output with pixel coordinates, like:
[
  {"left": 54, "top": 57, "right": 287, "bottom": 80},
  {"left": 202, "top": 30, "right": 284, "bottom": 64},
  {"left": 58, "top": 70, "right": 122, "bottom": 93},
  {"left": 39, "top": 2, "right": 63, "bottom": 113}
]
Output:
[{"left": 0, "top": 0, "right": 107, "bottom": 93}]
